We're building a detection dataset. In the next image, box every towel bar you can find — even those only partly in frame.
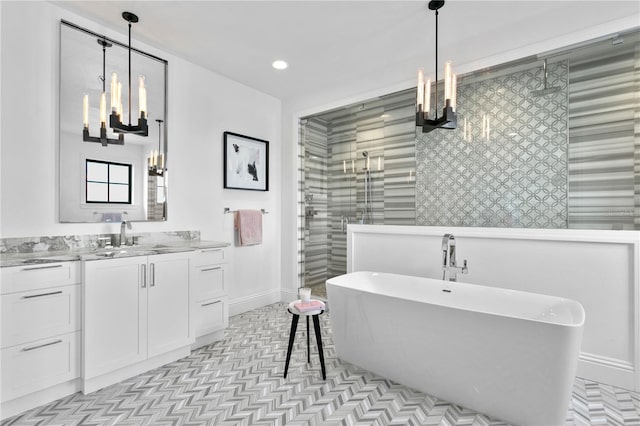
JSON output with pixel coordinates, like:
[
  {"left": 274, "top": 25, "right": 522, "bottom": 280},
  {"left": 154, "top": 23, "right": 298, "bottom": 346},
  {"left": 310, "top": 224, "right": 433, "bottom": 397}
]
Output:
[{"left": 224, "top": 207, "right": 269, "bottom": 214}]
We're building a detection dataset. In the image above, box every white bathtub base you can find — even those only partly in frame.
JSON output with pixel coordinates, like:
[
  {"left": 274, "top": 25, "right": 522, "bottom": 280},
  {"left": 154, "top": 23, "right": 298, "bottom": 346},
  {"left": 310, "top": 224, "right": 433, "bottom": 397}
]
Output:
[{"left": 327, "top": 272, "right": 584, "bottom": 426}]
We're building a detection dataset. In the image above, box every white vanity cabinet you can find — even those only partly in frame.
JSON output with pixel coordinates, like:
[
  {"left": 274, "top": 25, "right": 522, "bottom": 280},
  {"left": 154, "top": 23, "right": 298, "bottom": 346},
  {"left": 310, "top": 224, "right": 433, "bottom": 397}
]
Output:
[
  {"left": 190, "top": 248, "right": 229, "bottom": 344},
  {"left": 82, "top": 251, "right": 190, "bottom": 392},
  {"left": 0, "top": 262, "right": 81, "bottom": 408}
]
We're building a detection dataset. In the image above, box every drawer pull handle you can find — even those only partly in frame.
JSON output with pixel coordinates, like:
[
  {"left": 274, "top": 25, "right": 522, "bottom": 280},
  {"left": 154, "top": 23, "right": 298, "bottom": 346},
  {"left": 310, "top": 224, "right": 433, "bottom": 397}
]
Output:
[
  {"left": 21, "top": 264, "right": 63, "bottom": 271},
  {"left": 150, "top": 263, "right": 155, "bottom": 287},
  {"left": 21, "top": 339, "right": 63, "bottom": 352},
  {"left": 201, "top": 300, "right": 222, "bottom": 307},
  {"left": 141, "top": 264, "right": 147, "bottom": 288},
  {"left": 22, "top": 290, "right": 63, "bottom": 299},
  {"left": 201, "top": 249, "right": 221, "bottom": 253},
  {"left": 200, "top": 266, "right": 222, "bottom": 272}
]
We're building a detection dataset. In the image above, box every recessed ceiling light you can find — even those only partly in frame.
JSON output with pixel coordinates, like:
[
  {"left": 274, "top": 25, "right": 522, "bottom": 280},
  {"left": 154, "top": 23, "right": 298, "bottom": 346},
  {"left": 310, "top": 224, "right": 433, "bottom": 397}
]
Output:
[{"left": 272, "top": 60, "right": 288, "bottom": 70}]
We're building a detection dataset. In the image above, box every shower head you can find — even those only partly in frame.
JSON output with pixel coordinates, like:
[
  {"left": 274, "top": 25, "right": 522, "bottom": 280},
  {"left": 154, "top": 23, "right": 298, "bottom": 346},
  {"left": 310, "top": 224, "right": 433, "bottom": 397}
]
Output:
[
  {"left": 362, "top": 151, "right": 369, "bottom": 157},
  {"left": 532, "top": 58, "right": 561, "bottom": 97}
]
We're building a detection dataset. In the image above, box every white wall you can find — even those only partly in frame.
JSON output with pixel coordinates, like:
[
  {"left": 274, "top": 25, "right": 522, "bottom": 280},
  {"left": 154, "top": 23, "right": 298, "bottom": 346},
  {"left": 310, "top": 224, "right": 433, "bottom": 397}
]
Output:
[
  {"left": 0, "top": 1, "right": 282, "bottom": 313},
  {"left": 279, "top": 14, "right": 640, "bottom": 299}
]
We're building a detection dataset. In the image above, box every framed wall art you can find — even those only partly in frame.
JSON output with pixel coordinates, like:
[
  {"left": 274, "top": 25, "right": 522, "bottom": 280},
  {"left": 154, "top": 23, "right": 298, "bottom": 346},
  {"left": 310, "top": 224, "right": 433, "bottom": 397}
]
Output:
[{"left": 223, "top": 131, "right": 269, "bottom": 191}]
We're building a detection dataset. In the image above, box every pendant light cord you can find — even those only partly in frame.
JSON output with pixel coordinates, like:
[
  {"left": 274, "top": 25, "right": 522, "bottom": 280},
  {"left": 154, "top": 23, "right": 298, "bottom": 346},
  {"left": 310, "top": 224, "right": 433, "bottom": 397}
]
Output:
[
  {"left": 434, "top": 8, "right": 439, "bottom": 120},
  {"left": 101, "top": 39, "right": 106, "bottom": 92},
  {"left": 128, "top": 20, "right": 132, "bottom": 126}
]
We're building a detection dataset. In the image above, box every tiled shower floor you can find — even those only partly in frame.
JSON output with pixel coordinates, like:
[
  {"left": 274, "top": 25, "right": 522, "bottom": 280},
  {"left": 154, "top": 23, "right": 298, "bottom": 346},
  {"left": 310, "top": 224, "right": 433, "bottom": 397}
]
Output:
[{"left": 3, "top": 303, "right": 639, "bottom": 425}]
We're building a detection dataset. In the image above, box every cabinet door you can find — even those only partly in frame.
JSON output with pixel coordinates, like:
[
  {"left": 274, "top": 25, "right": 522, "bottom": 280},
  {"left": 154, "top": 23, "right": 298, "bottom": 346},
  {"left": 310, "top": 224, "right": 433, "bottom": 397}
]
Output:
[
  {"left": 147, "top": 253, "right": 190, "bottom": 358},
  {"left": 83, "top": 257, "right": 147, "bottom": 379}
]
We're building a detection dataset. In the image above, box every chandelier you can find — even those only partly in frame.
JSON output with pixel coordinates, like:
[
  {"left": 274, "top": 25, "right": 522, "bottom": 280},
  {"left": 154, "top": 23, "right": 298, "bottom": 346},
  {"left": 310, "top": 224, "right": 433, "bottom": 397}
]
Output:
[
  {"left": 109, "top": 12, "right": 148, "bottom": 137},
  {"left": 416, "top": 0, "right": 457, "bottom": 133},
  {"left": 82, "top": 37, "right": 124, "bottom": 146}
]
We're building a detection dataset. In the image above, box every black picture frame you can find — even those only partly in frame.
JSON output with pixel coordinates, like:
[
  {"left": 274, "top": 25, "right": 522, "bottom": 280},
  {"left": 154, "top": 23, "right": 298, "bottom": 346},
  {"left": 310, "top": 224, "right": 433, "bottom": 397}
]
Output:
[{"left": 223, "top": 132, "right": 269, "bottom": 191}]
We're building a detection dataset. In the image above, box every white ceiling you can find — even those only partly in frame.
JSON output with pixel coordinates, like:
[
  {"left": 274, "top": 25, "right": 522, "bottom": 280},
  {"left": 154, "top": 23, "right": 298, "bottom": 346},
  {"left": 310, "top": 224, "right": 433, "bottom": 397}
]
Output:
[{"left": 52, "top": 1, "right": 640, "bottom": 101}]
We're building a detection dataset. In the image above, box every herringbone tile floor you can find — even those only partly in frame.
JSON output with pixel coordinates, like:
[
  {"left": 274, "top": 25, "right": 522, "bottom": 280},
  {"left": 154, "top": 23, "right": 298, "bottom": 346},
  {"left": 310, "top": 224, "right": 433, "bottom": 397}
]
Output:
[{"left": 3, "top": 303, "right": 640, "bottom": 425}]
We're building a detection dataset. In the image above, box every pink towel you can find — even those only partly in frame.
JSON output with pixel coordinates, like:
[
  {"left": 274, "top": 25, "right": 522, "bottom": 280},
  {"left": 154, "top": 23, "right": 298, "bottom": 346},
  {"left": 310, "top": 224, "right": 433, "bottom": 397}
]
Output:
[{"left": 234, "top": 209, "right": 263, "bottom": 246}]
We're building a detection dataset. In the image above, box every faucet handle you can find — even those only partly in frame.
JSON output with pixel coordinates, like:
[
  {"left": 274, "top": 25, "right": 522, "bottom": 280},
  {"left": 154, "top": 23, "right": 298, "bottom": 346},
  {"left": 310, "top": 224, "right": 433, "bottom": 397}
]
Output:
[
  {"left": 461, "top": 259, "right": 468, "bottom": 274},
  {"left": 97, "top": 236, "right": 112, "bottom": 249}
]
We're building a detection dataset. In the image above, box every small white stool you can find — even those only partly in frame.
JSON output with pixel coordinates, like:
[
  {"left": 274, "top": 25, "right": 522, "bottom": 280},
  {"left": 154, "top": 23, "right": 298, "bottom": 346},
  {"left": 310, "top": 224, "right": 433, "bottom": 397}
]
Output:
[{"left": 284, "top": 299, "right": 326, "bottom": 380}]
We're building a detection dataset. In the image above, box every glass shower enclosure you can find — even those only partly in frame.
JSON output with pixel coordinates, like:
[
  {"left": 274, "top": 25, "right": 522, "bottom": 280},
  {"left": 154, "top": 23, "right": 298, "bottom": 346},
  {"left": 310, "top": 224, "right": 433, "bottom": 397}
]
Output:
[{"left": 299, "top": 89, "right": 417, "bottom": 298}]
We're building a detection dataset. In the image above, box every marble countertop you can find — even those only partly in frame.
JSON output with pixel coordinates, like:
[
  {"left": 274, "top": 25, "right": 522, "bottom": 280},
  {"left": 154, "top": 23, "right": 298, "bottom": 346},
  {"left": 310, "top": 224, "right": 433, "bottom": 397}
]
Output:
[{"left": 1, "top": 240, "right": 230, "bottom": 268}]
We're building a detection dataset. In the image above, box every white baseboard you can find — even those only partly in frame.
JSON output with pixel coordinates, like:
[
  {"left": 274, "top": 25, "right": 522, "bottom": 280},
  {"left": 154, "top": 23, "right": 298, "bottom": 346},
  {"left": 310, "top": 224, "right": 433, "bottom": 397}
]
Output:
[
  {"left": 191, "top": 330, "right": 226, "bottom": 350},
  {"left": 82, "top": 346, "right": 191, "bottom": 394},
  {"left": 229, "top": 289, "right": 281, "bottom": 316},
  {"left": 1, "top": 379, "right": 80, "bottom": 420}
]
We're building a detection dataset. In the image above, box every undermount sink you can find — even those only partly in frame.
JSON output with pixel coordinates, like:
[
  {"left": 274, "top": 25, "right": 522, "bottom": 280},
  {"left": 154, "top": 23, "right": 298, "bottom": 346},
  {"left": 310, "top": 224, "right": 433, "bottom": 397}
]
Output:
[{"left": 21, "top": 255, "right": 80, "bottom": 264}]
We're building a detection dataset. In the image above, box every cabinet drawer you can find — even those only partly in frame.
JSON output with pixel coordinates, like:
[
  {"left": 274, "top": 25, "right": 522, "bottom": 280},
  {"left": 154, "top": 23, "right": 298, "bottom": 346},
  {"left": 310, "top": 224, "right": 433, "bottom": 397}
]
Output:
[
  {"left": 190, "top": 248, "right": 224, "bottom": 267},
  {"left": 1, "top": 262, "right": 80, "bottom": 294},
  {"left": 1, "top": 331, "right": 80, "bottom": 402},
  {"left": 192, "top": 264, "right": 225, "bottom": 301},
  {"left": 193, "top": 297, "right": 228, "bottom": 337},
  {"left": 1, "top": 284, "right": 80, "bottom": 348}
]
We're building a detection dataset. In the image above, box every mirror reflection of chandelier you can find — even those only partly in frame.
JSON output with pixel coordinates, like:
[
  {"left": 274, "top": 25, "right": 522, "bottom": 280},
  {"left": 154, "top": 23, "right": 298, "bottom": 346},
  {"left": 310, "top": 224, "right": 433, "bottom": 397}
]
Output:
[
  {"left": 416, "top": 0, "right": 457, "bottom": 133},
  {"left": 149, "top": 119, "right": 165, "bottom": 177},
  {"left": 82, "top": 37, "right": 124, "bottom": 146},
  {"left": 109, "top": 12, "right": 149, "bottom": 137}
]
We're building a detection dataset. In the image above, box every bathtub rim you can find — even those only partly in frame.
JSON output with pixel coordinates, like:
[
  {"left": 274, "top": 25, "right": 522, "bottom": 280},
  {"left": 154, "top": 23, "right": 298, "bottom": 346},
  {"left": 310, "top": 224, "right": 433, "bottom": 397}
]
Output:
[{"left": 326, "top": 270, "right": 586, "bottom": 328}]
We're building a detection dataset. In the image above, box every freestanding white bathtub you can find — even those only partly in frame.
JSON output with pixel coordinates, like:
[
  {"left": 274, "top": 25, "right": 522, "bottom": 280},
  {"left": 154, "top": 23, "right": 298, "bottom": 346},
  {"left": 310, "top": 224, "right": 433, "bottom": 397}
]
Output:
[{"left": 326, "top": 271, "right": 585, "bottom": 426}]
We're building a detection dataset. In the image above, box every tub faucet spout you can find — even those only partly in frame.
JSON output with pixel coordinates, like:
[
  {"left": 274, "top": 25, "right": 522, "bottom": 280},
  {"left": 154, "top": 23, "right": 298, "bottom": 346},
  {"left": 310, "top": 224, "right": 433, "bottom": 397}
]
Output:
[{"left": 441, "top": 234, "right": 468, "bottom": 282}]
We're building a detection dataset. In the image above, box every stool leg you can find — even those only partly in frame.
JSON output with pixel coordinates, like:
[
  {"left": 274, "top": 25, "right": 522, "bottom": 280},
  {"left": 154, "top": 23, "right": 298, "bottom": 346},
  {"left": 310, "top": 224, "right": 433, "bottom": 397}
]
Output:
[
  {"left": 312, "top": 315, "right": 326, "bottom": 380},
  {"left": 306, "top": 315, "right": 310, "bottom": 363},
  {"left": 284, "top": 314, "right": 299, "bottom": 378}
]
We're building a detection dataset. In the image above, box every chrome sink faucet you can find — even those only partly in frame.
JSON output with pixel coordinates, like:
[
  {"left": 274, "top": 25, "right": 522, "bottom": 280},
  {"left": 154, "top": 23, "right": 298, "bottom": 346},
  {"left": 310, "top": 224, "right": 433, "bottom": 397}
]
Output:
[
  {"left": 442, "top": 234, "right": 468, "bottom": 282},
  {"left": 119, "top": 220, "right": 132, "bottom": 246}
]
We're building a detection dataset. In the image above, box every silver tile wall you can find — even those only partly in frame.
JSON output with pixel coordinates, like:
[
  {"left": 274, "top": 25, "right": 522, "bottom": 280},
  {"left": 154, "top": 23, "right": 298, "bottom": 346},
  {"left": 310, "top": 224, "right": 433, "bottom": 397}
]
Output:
[
  {"left": 300, "top": 89, "right": 416, "bottom": 288},
  {"left": 568, "top": 43, "right": 639, "bottom": 230}
]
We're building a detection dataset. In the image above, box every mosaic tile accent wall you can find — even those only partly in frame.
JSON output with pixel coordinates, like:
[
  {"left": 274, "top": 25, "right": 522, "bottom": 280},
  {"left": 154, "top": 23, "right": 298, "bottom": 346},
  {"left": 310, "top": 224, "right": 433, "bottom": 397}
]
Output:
[{"left": 416, "top": 61, "right": 569, "bottom": 228}]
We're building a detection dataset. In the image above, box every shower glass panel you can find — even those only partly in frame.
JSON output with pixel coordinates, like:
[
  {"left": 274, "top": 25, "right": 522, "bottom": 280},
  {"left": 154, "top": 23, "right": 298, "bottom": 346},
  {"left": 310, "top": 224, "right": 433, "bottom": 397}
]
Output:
[{"left": 301, "top": 89, "right": 416, "bottom": 298}]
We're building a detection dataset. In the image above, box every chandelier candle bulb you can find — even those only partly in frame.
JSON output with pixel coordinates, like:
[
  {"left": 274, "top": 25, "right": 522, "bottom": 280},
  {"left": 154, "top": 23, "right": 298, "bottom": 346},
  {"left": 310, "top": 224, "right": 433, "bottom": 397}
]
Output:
[
  {"left": 139, "top": 76, "right": 147, "bottom": 118},
  {"left": 110, "top": 73, "right": 118, "bottom": 112},
  {"left": 417, "top": 69, "right": 425, "bottom": 113},
  {"left": 444, "top": 61, "right": 452, "bottom": 103},
  {"left": 83, "top": 94, "right": 89, "bottom": 128},
  {"left": 117, "top": 81, "right": 123, "bottom": 117},
  {"left": 451, "top": 74, "right": 457, "bottom": 111},
  {"left": 99, "top": 92, "right": 107, "bottom": 126},
  {"left": 425, "top": 79, "right": 431, "bottom": 117}
]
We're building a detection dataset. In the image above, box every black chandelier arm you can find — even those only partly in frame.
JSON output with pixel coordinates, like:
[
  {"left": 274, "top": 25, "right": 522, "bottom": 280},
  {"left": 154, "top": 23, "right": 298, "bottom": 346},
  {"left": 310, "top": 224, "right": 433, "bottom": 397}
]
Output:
[
  {"left": 110, "top": 112, "right": 148, "bottom": 136},
  {"left": 420, "top": 103, "right": 456, "bottom": 133},
  {"left": 83, "top": 126, "right": 125, "bottom": 147}
]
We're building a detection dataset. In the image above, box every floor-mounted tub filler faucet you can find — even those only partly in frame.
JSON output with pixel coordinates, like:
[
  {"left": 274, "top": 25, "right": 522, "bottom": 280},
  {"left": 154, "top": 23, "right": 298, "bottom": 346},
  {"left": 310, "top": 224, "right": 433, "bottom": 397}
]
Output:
[{"left": 441, "top": 234, "right": 468, "bottom": 282}]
